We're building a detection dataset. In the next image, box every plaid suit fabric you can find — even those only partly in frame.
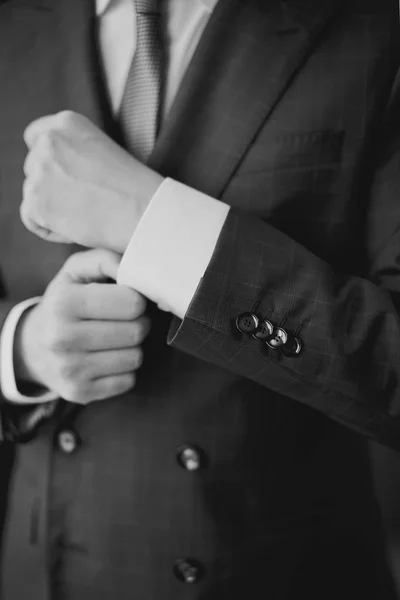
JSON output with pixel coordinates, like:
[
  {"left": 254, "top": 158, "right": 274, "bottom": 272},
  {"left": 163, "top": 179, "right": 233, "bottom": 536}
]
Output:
[
  {"left": 1, "top": 0, "right": 400, "bottom": 598},
  {"left": 170, "top": 4, "right": 400, "bottom": 449}
]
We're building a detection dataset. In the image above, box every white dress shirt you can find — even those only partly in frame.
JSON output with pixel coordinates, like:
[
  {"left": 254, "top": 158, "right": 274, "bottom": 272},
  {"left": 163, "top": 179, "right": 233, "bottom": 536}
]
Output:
[{"left": 0, "top": 0, "right": 229, "bottom": 402}]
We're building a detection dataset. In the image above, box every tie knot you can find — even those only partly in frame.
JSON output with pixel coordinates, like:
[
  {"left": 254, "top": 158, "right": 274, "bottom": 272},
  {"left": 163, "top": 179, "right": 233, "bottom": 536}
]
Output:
[{"left": 134, "top": 0, "right": 160, "bottom": 14}]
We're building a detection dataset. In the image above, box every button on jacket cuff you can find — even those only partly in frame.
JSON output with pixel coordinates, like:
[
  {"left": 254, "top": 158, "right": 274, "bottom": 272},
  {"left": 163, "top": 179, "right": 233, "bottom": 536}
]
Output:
[
  {"left": 0, "top": 297, "right": 58, "bottom": 404},
  {"left": 117, "top": 177, "right": 230, "bottom": 319}
]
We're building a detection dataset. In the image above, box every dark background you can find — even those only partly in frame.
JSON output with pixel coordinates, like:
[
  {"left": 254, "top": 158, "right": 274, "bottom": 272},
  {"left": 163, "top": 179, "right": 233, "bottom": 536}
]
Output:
[{"left": 372, "top": 443, "right": 400, "bottom": 593}]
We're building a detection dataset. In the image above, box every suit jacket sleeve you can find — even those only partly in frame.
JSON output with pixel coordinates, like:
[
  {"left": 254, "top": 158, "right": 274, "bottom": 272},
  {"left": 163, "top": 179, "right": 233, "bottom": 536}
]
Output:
[{"left": 168, "top": 69, "right": 400, "bottom": 452}]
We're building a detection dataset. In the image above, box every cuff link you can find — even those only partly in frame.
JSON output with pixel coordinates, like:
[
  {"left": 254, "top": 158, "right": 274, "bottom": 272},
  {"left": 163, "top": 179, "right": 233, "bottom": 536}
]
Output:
[
  {"left": 236, "top": 312, "right": 259, "bottom": 334},
  {"left": 265, "top": 327, "right": 288, "bottom": 350}
]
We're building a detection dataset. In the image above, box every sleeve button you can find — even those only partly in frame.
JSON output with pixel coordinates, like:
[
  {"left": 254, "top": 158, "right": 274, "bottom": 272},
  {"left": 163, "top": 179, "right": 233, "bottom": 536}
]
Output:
[
  {"left": 281, "top": 335, "right": 303, "bottom": 357},
  {"left": 265, "top": 327, "right": 288, "bottom": 349},
  {"left": 252, "top": 319, "right": 274, "bottom": 340},
  {"left": 236, "top": 312, "right": 259, "bottom": 334}
]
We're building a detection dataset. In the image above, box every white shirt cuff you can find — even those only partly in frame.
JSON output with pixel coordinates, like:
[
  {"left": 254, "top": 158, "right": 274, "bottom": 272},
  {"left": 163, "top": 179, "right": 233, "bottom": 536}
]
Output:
[
  {"left": 0, "top": 298, "right": 58, "bottom": 404},
  {"left": 117, "top": 178, "right": 230, "bottom": 319}
]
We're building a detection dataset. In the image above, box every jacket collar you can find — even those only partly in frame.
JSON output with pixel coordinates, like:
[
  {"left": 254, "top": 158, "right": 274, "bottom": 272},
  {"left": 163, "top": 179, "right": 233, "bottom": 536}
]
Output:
[{"left": 149, "top": 0, "right": 344, "bottom": 198}]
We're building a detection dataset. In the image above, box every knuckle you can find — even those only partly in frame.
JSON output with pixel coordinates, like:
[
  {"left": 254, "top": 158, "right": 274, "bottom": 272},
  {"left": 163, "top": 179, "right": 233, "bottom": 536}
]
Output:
[
  {"left": 46, "top": 290, "right": 75, "bottom": 318},
  {"left": 56, "top": 356, "right": 82, "bottom": 381},
  {"left": 46, "top": 326, "right": 70, "bottom": 353},
  {"left": 132, "top": 347, "right": 143, "bottom": 370},
  {"left": 125, "top": 297, "right": 138, "bottom": 321},
  {"left": 34, "top": 160, "right": 49, "bottom": 180},
  {"left": 58, "top": 110, "right": 76, "bottom": 127},
  {"left": 106, "top": 373, "right": 136, "bottom": 397},
  {"left": 130, "top": 322, "right": 141, "bottom": 345},
  {"left": 22, "top": 176, "right": 40, "bottom": 201},
  {"left": 39, "top": 131, "right": 56, "bottom": 155},
  {"left": 23, "top": 152, "right": 34, "bottom": 177},
  {"left": 60, "top": 382, "right": 87, "bottom": 404},
  {"left": 116, "top": 373, "right": 136, "bottom": 394},
  {"left": 64, "top": 251, "right": 86, "bottom": 271},
  {"left": 19, "top": 197, "right": 30, "bottom": 224},
  {"left": 124, "top": 291, "right": 146, "bottom": 320},
  {"left": 132, "top": 317, "right": 150, "bottom": 345}
]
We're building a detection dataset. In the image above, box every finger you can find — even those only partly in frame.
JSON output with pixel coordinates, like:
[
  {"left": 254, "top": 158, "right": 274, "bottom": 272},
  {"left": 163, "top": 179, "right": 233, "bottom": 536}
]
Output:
[
  {"left": 89, "top": 372, "right": 136, "bottom": 402},
  {"left": 75, "top": 317, "right": 151, "bottom": 350},
  {"left": 74, "top": 283, "right": 146, "bottom": 321},
  {"left": 23, "top": 148, "right": 36, "bottom": 177},
  {"left": 21, "top": 215, "right": 72, "bottom": 244},
  {"left": 24, "top": 115, "right": 59, "bottom": 149},
  {"left": 40, "top": 231, "right": 74, "bottom": 243},
  {"left": 20, "top": 207, "right": 46, "bottom": 237},
  {"left": 61, "top": 250, "right": 122, "bottom": 284},
  {"left": 20, "top": 178, "right": 48, "bottom": 231},
  {"left": 86, "top": 347, "right": 143, "bottom": 379}
]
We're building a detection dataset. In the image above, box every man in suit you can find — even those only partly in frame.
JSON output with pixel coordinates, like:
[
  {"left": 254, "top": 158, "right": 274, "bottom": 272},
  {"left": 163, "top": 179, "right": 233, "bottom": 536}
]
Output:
[{"left": 1, "top": 0, "right": 400, "bottom": 598}]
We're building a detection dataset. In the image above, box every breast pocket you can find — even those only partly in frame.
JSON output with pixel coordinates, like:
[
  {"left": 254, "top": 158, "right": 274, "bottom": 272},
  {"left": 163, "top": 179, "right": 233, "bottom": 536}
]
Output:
[{"left": 238, "top": 129, "right": 344, "bottom": 175}]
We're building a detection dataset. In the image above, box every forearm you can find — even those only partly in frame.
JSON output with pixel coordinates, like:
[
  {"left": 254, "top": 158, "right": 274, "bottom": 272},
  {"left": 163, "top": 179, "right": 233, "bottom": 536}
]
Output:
[
  {"left": 116, "top": 178, "right": 400, "bottom": 448},
  {"left": 168, "top": 209, "right": 400, "bottom": 449}
]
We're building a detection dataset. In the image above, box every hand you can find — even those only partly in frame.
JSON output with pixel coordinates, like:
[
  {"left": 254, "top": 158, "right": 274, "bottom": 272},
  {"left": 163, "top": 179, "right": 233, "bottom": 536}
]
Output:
[
  {"left": 14, "top": 249, "right": 150, "bottom": 404},
  {"left": 20, "top": 111, "right": 164, "bottom": 253}
]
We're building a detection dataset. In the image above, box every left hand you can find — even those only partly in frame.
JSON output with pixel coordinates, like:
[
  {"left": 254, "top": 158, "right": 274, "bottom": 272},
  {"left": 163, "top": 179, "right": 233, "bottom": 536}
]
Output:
[{"left": 21, "top": 111, "right": 164, "bottom": 253}]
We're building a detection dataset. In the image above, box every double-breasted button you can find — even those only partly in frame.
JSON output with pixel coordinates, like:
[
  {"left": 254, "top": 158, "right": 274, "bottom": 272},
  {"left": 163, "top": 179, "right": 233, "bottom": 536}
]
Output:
[
  {"left": 236, "top": 312, "right": 259, "bottom": 334},
  {"left": 177, "top": 446, "right": 204, "bottom": 471},
  {"left": 281, "top": 335, "right": 303, "bottom": 357},
  {"left": 57, "top": 429, "right": 80, "bottom": 454},
  {"left": 174, "top": 558, "right": 204, "bottom": 584},
  {"left": 252, "top": 319, "right": 274, "bottom": 340},
  {"left": 265, "top": 327, "right": 288, "bottom": 350}
]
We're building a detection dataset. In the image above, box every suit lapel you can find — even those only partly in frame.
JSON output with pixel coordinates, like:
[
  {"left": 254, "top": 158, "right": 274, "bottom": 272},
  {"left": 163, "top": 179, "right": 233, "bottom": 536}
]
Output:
[
  {"left": 1, "top": 0, "right": 109, "bottom": 130},
  {"left": 1, "top": 0, "right": 343, "bottom": 200},
  {"left": 150, "top": 0, "right": 343, "bottom": 199},
  {"left": 53, "top": 0, "right": 117, "bottom": 132}
]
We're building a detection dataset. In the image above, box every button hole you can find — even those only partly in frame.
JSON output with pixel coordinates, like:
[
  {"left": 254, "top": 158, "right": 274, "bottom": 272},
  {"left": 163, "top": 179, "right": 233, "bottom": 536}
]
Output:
[{"left": 294, "top": 323, "right": 304, "bottom": 336}]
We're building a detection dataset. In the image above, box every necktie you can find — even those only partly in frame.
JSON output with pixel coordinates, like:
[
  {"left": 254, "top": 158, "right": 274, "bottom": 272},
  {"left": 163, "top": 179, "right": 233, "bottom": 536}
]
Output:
[{"left": 119, "top": 0, "right": 163, "bottom": 162}]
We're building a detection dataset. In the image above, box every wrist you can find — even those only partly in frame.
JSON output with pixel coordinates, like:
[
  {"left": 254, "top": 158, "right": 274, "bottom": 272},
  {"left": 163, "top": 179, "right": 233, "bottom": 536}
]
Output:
[{"left": 110, "top": 167, "right": 164, "bottom": 254}]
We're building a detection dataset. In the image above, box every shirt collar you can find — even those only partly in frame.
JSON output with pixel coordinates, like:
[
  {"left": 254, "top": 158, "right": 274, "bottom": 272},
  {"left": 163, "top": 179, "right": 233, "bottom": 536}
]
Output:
[{"left": 96, "top": 0, "right": 219, "bottom": 17}]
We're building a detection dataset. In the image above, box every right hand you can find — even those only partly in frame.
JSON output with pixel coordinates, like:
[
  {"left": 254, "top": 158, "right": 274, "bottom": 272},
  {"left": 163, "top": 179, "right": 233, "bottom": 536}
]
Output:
[{"left": 14, "top": 249, "right": 150, "bottom": 404}]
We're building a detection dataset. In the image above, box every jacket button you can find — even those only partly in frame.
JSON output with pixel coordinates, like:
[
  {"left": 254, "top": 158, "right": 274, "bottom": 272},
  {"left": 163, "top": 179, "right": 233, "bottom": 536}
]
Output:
[
  {"left": 265, "top": 327, "right": 288, "bottom": 349},
  {"left": 174, "top": 558, "right": 204, "bottom": 584},
  {"left": 281, "top": 335, "right": 303, "bottom": 357},
  {"left": 236, "top": 312, "right": 259, "bottom": 334},
  {"left": 57, "top": 429, "right": 79, "bottom": 454},
  {"left": 177, "top": 446, "right": 204, "bottom": 471},
  {"left": 252, "top": 319, "right": 274, "bottom": 340}
]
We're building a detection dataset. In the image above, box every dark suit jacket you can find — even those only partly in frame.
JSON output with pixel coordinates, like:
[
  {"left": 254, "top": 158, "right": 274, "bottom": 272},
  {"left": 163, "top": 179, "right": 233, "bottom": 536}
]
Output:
[{"left": 0, "top": 0, "right": 400, "bottom": 598}]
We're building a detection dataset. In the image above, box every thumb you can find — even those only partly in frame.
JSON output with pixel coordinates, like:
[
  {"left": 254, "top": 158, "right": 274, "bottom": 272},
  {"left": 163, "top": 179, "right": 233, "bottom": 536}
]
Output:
[{"left": 56, "top": 249, "right": 122, "bottom": 285}]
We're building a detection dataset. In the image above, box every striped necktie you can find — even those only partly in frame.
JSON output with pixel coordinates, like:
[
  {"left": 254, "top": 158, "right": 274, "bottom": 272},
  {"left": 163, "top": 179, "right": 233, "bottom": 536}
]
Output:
[{"left": 119, "top": 0, "right": 163, "bottom": 162}]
